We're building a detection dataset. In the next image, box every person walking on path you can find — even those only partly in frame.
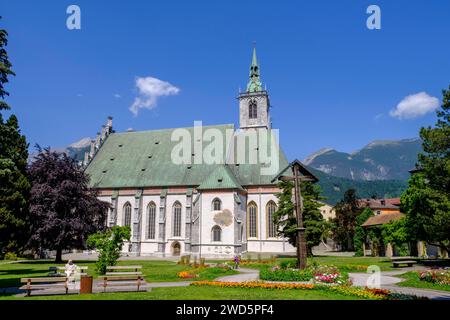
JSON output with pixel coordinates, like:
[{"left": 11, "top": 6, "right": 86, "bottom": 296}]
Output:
[{"left": 233, "top": 255, "right": 240, "bottom": 269}]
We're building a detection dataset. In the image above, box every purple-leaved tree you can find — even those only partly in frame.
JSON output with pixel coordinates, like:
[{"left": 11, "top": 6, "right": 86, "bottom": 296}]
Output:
[{"left": 28, "top": 147, "right": 109, "bottom": 262}]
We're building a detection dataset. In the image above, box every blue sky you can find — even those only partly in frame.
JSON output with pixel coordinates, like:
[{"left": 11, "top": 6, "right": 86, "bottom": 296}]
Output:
[{"left": 1, "top": 0, "right": 449, "bottom": 160}]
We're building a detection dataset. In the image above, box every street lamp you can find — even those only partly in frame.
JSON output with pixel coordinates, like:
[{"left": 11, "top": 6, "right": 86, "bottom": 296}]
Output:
[{"left": 272, "top": 160, "right": 318, "bottom": 270}]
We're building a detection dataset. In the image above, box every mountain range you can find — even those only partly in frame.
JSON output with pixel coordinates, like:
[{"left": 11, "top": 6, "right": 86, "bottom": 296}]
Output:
[{"left": 303, "top": 138, "right": 422, "bottom": 181}]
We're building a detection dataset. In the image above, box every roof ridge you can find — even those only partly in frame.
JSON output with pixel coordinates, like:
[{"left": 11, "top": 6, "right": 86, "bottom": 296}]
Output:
[{"left": 113, "top": 123, "right": 235, "bottom": 135}]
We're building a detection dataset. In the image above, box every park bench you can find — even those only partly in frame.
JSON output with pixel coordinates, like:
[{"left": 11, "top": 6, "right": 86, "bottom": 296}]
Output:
[
  {"left": 20, "top": 277, "right": 68, "bottom": 296},
  {"left": 48, "top": 266, "right": 88, "bottom": 277},
  {"left": 97, "top": 275, "right": 145, "bottom": 292},
  {"left": 105, "top": 265, "right": 142, "bottom": 276},
  {"left": 391, "top": 257, "right": 417, "bottom": 268}
]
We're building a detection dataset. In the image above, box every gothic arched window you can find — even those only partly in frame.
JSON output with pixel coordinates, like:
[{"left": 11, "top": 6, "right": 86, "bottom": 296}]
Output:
[
  {"left": 212, "top": 225, "right": 222, "bottom": 242},
  {"left": 247, "top": 202, "right": 258, "bottom": 238},
  {"left": 249, "top": 100, "right": 257, "bottom": 119},
  {"left": 266, "top": 201, "right": 277, "bottom": 238},
  {"left": 212, "top": 198, "right": 222, "bottom": 211},
  {"left": 147, "top": 202, "right": 156, "bottom": 239},
  {"left": 123, "top": 202, "right": 132, "bottom": 227},
  {"left": 173, "top": 202, "right": 182, "bottom": 237}
]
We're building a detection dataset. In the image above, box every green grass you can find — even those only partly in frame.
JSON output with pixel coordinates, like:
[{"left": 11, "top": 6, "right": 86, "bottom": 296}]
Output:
[
  {"left": 0, "top": 260, "right": 237, "bottom": 289},
  {"left": 309, "top": 256, "right": 394, "bottom": 272},
  {"left": 0, "top": 256, "right": 398, "bottom": 300},
  {"left": 396, "top": 271, "right": 450, "bottom": 292},
  {"left": 0, "top": 285, "right": 363, "bottom": 300},
  {"left": 230, "top": 256, "right": 394, "bottom": 272}
]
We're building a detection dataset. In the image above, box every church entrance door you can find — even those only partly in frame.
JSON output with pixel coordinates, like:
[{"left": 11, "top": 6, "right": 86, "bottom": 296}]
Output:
[{"left": 172, "top": 241, "right": 181, "bottom": 256}]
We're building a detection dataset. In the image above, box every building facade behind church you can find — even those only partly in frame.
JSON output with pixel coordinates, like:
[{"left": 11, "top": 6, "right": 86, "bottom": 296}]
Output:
[{"left": 84, "top": 49, "right": 297, "bottom": 258}]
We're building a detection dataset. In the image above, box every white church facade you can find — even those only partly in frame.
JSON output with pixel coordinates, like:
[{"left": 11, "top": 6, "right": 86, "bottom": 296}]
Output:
[{"left": 84, "top": 49, "right": 302, "bottom": 258}]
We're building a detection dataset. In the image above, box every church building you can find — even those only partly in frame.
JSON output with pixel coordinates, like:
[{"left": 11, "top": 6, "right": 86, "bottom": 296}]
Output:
[{"left": 84, "top": 48, "right": 302, "bottom": 258}]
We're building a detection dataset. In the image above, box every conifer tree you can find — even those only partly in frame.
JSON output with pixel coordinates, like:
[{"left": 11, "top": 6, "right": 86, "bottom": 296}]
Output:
[
  {"left": 0, "top": 17, "right": 30, "bottom": 257},
  {"left": 273, "top": 180, "right": 327, "bottom": 255}
]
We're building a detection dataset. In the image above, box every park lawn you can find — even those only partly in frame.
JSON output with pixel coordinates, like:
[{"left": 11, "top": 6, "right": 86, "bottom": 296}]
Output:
[
  {"left": 0, "top": 285, "right": 364, "bottom": 300},
  {"left": 309, "top": 256, "right": 394, "bottom": 272},
  {"left": 229, "top": 256, "right": 394, "bottom": 272},
  {"left": 395, "top": 271, "right": 450, "bottom": 292},
  {"left": 0, "top": 260, "right": 237, "bottom": 289}
]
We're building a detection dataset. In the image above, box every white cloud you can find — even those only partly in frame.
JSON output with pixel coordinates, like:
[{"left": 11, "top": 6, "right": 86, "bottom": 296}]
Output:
[
  {"left": 390, "top": 92, "right": 439, "bottom": 120},
  {"left": 130, "top": 76, "right": 180, "bottom": 116},
  {"left": 114, "top": 93, "right": 121, "bottom": 98}
]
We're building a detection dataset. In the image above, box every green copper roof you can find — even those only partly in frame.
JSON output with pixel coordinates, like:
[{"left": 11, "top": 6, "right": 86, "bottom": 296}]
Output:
[
  {"left": 197, "top": 165, "right": 244, "bottom": 190},
  {"left": 246, "top": 47, "right": 262, "bottom": 93},
  {"left": 85, "top": 124, "right": 289, "bottom": 189}
]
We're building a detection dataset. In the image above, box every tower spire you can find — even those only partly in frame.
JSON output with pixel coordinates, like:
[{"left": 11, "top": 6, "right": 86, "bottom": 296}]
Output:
[{"left": 246, "top": 44, "right": 262, "bottom": 93}]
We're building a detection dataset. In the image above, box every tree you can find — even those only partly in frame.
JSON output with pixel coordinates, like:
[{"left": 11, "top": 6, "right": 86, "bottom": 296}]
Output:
[
  {"left": 381, "top": 217, "right": 411, "bottom": 256},
  {"left": 87, "top": 226, "right": 131, "bottom": 274},
  {"left": 331, "top": 189, "right": 362, "bottom": 251},
  {"left": 273, "top": 180, "right": 327, "bottom": 255},
  {"left": 28, "top": 147, "right": 109, "bottom": 262},
  {"left": 401, "top": 86, "right": 450, "bottom": 254},
  {"left": 0, "top": 17, "right": 30, "bottom": 257}
]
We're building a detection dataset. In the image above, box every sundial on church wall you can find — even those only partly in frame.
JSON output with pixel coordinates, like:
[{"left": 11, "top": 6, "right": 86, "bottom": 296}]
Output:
[{"left": 213, "top": 209, "right": 233, "bottom": 227}]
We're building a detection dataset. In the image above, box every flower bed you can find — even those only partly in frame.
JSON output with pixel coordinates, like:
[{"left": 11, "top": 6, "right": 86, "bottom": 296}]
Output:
[
  {"left": 260, "top": 264, "right": 349, "bottom": 285},
  {"left": 190, "top": 281, "right": 425, "bottom": 300},
  {"left": 418, "top": 269, "right": 450, "bottom": 285},
  {"left": 177, "top": 266, "right": 210, "bottom": 279},
  {"left": 177, "top": 271, "right": 200, "bottom": 279},
  {"left": 192, "top": 281, "right": 314, "bottom": 290}
]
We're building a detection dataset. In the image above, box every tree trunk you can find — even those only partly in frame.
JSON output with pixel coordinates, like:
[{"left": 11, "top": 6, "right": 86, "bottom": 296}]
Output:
[{"left": 55, "top": 248, "right": 63, "bottom": 263}]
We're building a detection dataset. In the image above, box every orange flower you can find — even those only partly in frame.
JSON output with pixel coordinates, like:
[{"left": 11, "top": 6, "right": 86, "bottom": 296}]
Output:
[{"left": 191, "top": 281, "right": 314, "bottom": 290}]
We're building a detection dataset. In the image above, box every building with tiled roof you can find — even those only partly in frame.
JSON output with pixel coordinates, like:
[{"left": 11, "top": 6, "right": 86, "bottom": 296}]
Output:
[
  {"left": 83, "top": 49, "right": 301, "bottom": 258},
  {"left": 359, "top": 198, "right": 401, "bottom": 216}
]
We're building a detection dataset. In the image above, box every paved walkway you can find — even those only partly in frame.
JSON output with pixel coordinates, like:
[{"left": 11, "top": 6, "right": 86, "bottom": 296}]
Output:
[
  {"left": 349, "top": 269, "right": 450, "bottom": 300},
  {"left": 215, "top": 268, "right": 259, "bottom": 282}
]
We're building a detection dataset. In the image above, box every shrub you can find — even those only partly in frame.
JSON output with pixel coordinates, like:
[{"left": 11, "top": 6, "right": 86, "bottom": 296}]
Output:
[
  {"left": 4, "top": 252, "right": 18, "bottom": 260},
  {"left": 87, "top": 226, "right": 131, "bottom": 274},
  {"left": 279, "top": 259, "right": 296, "bottom": 270}
]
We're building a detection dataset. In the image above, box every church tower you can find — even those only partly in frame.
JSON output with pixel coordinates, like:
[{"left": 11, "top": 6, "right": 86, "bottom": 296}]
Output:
[{"left": 238, "top": 47, "right": 271, "bottom": 130}]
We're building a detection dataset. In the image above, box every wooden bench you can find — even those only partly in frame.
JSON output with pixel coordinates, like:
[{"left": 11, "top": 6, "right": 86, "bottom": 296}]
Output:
[
  {"left": 20, "top": 277, "right": 68, "bottom": 296},
  {"left": 106, "top": 265, "right": 142, "bottom": 276},
  {"left": 48, "top": 266, "right": 88, "bottom": 277},
  {"left": 98, "top": 275, "right": 145, "bottom": 292}
]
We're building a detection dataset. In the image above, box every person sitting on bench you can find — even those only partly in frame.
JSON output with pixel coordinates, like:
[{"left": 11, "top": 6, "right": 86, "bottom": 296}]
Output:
[{"left": 65, "top": 260, "right": 80, "bottom": 290}]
